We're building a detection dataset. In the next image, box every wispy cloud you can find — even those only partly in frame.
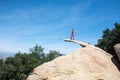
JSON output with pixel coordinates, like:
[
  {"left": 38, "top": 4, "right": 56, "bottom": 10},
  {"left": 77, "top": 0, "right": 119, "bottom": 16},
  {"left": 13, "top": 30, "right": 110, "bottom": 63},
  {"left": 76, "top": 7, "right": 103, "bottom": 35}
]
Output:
[
  {"left": 0, "top": 0, "right": 120, "bottom": 56},
  {"left": 0, "top": 0, "right": 97, "bottom": 54}
]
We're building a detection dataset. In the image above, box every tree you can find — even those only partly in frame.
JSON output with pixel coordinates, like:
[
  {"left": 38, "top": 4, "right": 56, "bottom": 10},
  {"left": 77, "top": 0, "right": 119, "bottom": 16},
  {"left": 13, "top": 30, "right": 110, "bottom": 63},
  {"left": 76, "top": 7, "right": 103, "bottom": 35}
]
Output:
[
  {"left": 29, "top": 44, "right": 44, "bottom": 60},
  {"left": 96, "top": 23, "right": 120, "bottom": 58},
  {"left": 47, "top": 50, "right": 62, "bottom": 61},
  {"left": 0, "top": 44, "right": 62, "bottom": 80},
  {"left": 0, "top": 59, "right": 4, "bottom": 66}
]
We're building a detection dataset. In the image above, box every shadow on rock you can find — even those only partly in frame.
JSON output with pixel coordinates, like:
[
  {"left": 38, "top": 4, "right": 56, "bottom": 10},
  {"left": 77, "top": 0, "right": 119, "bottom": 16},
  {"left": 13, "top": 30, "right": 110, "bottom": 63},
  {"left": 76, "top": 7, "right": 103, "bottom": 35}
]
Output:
[{"left": 111, "top": 56, "right": 120, "bottom": 71}]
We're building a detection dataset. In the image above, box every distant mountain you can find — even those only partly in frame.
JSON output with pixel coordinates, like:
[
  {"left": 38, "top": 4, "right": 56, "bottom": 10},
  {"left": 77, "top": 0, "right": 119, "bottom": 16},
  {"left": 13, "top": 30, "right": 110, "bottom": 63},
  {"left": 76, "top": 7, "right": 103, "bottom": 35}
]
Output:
[
  {"left": 0, "top": 56, "right": 3, "bottom": 59},
  {"left": 0, "top": 56, "right": 6, "bottom": 61},
  {"left": 0, "top": 52, "right": 14, "bottom": 58}
]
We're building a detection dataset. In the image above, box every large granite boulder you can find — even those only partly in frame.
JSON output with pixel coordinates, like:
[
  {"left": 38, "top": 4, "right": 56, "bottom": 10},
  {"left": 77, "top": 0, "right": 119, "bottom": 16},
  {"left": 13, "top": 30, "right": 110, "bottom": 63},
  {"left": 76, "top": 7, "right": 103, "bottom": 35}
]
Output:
[
  {"left": 27, "top": 40, "right": 120, "bottom": 80},
  {"left": 114, "top": 43, "right": 120, "bottom": 61}
]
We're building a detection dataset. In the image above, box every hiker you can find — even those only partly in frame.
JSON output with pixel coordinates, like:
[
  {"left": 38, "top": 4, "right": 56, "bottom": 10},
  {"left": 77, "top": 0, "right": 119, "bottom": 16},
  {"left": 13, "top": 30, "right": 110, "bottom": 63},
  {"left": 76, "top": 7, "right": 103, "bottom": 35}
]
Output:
[{"left": 70, "top": 29, "right": 75, "bottom": 40}]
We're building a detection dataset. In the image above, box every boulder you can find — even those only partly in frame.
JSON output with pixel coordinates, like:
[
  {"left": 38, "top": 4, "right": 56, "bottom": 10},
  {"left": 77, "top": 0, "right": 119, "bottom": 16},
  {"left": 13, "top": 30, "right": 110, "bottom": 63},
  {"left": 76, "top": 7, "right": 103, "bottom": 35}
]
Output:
[
  {"left": 114, "top": 43, "right": 120, "bottom": 61},
  {"left": 27, "top": 40, "right": 120, "bottom": 80}
]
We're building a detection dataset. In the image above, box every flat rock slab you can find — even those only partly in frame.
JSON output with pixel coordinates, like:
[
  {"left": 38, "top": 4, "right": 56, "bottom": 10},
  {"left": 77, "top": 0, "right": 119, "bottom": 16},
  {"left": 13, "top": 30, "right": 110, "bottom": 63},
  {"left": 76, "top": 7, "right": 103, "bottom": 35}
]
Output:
[{"left": 64, "top": 39, "right": 92, "bottom": 47}]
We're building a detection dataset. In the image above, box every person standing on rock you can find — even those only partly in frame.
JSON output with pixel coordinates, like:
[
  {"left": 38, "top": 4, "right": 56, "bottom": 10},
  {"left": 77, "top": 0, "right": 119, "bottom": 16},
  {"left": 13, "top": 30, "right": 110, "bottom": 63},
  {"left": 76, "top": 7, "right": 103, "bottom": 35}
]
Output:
[{"left": 70, "top": 29, "right": 75, "bottom": 40}]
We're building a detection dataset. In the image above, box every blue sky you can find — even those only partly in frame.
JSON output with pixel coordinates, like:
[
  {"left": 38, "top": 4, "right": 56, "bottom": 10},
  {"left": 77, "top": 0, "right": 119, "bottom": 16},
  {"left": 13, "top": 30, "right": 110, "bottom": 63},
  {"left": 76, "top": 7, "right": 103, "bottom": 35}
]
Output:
[{"left": 0, "top": 0, "right": 120, "bottom": 57}]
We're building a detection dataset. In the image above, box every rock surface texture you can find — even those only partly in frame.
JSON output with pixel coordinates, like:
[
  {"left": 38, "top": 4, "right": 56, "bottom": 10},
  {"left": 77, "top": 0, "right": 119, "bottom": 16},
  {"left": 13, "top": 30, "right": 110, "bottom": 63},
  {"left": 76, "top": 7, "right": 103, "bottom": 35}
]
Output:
[
  {"left": 27, "top": 40, "right": 120, "bottom": 80},
  {"left": 114, "top": 43, "right": 120, "bottom": 61}
]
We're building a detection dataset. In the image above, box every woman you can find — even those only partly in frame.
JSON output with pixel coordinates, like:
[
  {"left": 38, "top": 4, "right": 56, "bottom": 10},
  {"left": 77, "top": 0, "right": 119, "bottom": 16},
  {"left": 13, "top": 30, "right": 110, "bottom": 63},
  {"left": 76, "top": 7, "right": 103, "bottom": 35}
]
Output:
[{"left": 70, "top": 29, "right": 75, "bottom": 40}]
